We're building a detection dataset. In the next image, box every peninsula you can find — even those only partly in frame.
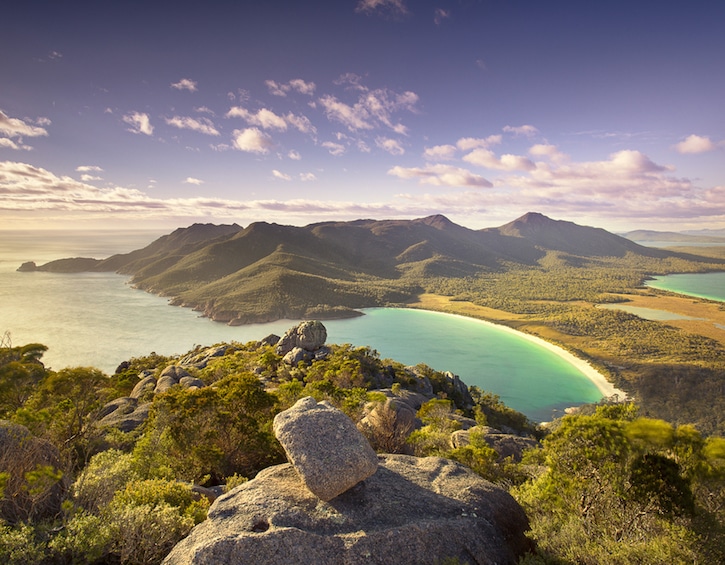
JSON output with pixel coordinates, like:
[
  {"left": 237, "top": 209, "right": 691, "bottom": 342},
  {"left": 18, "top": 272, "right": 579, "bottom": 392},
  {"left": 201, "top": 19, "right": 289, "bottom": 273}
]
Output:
[{"left": 20, "top": 212, "right": 725, "bottom": 434}]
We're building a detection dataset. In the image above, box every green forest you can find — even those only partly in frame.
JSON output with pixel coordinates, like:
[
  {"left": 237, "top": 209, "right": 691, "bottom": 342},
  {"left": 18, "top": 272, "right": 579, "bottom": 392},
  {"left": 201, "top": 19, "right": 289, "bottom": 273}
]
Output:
[{"left": 1, "top": 337, "right": 723, "bottom": 564}]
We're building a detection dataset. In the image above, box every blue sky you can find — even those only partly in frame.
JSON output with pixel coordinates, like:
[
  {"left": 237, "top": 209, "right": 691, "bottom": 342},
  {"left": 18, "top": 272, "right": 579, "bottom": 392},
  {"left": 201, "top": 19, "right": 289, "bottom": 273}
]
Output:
[{"left": 1, "top": 0, "right": 724, "bottom": 232}]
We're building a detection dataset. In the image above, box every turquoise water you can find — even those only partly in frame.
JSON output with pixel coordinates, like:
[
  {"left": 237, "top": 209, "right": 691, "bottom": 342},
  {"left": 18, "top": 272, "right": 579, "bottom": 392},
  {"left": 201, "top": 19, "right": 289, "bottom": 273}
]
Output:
[
  {"left": 645, "top": 272, "right": 725, "bottom": 302},
  {"left": 1, "top": 230, "right": 605, "bottom": 421},
  {"left": 325, "top": 309, "right": 603, "bottom": 420}
]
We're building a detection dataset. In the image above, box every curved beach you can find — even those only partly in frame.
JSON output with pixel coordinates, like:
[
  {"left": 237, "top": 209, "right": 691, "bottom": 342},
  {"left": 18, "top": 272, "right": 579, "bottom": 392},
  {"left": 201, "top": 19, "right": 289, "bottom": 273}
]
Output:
[{"left": 418, "top": 309, "right": 628, "bottom": 401}]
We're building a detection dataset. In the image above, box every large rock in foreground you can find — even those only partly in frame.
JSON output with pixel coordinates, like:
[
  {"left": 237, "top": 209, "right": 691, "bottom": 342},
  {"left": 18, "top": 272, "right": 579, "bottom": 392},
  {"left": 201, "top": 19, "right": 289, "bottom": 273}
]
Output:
[
  {"left": 273, "top": 397, "right": 378, "bottom": 501},
  {"left": 162, "top": 454, "right": 532, "bottom": 565}
]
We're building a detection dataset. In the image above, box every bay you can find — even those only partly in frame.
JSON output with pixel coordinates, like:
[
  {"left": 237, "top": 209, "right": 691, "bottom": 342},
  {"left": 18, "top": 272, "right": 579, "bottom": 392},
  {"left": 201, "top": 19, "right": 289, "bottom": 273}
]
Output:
[
  {"left": 645, "top": 272, "right": 725, "bottom": 303},
  {"left": 1, "top": 230, "right": 605, "bottom": 421}
]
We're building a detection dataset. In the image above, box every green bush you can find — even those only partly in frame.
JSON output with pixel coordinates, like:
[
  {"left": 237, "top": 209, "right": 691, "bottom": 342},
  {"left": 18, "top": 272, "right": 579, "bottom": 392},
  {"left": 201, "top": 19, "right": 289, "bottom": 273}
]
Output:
[
  {"left": 0, "top": 522, "right": 46, "bottom": 565},
  {"left": 137, "top": 373, "right": 283, "bottom": 483},
  {"left": 73, "top": 448, "right": 140, "bottom": 512}
]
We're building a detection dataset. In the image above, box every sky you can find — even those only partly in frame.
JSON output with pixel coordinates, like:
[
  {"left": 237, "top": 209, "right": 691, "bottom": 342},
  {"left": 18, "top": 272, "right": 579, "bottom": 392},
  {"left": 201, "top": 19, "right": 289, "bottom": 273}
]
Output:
[{"left": 1, "top": 0, "right": 724, "bottom": 233}]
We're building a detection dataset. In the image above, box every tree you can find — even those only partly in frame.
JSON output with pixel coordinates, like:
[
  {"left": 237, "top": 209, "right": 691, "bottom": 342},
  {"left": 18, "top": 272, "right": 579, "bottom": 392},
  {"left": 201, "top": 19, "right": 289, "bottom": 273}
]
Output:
[
  {"left": 17, "top": 367, "right": 110, "bottom": 470},
  {"left": 0, "top": 342, "right": 48, "bottom": 417},
  {"left": 514, "top": 404, "right": 724, "bottom": 563},
  {"left": 137, "top": 372, "right": 283, "bottom": 484}
]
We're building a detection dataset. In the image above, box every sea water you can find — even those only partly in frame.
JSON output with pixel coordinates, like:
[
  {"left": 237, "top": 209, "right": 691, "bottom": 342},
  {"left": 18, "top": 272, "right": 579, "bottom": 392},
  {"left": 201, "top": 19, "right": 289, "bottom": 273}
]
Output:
[
  {"left": 646, "top": 272, "right": 725, "bottom": 303},
  {"left": 1, "top": 229, "right": 605, "bottom": 421}
]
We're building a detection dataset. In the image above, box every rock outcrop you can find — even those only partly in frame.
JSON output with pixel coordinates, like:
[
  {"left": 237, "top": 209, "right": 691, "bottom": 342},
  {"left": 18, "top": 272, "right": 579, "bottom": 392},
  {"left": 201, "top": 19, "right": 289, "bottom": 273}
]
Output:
[
  {"left": 273, "top": 397, "right": 378, "bottom": 501},
  {"left": 162, "top": 455, "right": 532, "bottom": 565},
  {"left": 98, "top": 363, "right": 207, "bottom": 432},
  {"left": 451, "top": 426, "right": 539, "bottom": 462},
  {"left": 164, "top": 392, "right": 532, "bottom": 564},
  {"left": 275, "top": 321, "right": 330, "bottom": 364}
]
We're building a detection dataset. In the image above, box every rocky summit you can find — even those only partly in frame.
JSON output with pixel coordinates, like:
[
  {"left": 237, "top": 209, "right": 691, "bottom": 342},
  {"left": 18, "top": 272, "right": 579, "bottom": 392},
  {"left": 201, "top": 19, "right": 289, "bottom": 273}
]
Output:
[
  {"left": 163, "top": 395, "right": 532, "bottom": 564},
  {"left": 162, "top": 455, "right": 532, "bottom": 565}
]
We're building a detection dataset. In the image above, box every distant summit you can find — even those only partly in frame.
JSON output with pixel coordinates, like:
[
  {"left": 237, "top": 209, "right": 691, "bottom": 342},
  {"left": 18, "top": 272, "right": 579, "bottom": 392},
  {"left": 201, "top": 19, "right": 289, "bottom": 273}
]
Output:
[
  {"left": 489, "top": 212, "right": 663, "bottom": 258},
  {"left": 416, "top": 214, "right": 458, "bottom": 230}
]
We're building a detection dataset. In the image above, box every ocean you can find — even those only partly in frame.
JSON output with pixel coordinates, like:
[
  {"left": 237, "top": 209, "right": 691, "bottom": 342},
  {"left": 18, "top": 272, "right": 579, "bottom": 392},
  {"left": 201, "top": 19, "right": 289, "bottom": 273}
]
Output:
[{"left": 645, "top": 272, "right": 725, "bottom": 303}]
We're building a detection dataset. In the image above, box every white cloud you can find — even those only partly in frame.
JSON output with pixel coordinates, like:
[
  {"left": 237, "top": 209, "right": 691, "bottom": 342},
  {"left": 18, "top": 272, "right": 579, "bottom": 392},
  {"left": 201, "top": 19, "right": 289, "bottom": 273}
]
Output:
[
  {"left": 80, "top": 174, "right": 102, "bottom": 182},
  {"left": 503, "top": 124, "right": 539, "bottom": 137},
  {"left": 674, "top": 134, "right": 717, "bottom": 154},
  {"left": 388, "top": 164, "right": 493, "bottom": 188},
  {"left": 0, "top": 110, "right": 49, "bottom": 139},
  {"left": 288, "top": 150, "right": 301, "bottom": 160},
  {"left": 272, "top": 170, "right": 316, "bottom": 182},
  {"left": 165, "top": 116, "right": 220, "bottom": 136},
  {"left": 318, "top": 87, "right": 418, "bottom": 133},
  {"left": 0, "top": 138, "right": 23, "bottom": 150},
  {"left": 184, "top": 177, "right": 204, "bottom": 185},
  {"left": 423, "top": 144, "right": 457, "bottom": 161},
  {"left": 226, "top": 106, "right": 288, "bottom": 130},
  {"left": 123, "top": 112, "right": 154, "bottom": 135},
  {"left": 528, "top": 144, "right": 567, "bottom": 162},
  {"left": 171, "top": 78, "right": 198, "bottom": 92},
  {"left": 376, "top": 137, "right": 405, "bottom": 155},
  {"left": 289, "top": 79, "right": 316, "bottom": 95},
  {"left": 322, "top": 141, "right": 346, "bottom": 156},
  {"left": 463, "top": 148, "right": 536, "bottom": 171},
  {"left": 285, "top": 112, "right": 316, "bottom": 134},
  {"left": 231, "top": 128, "right": 274, "bottom": 154},
  {"left": 507, "top": 149, "right": 677, "bottom": 202},
  {"left": 272, "top": 170, "right": 292, "bottom": 181},
  {"left": 318, "top": 95, "right": 373, "bottom": 131},
  {"left": 3, "top": 148, "right": 724, "bottom": 230},
  {"left": 266, "top": 78, "right": 316, "bottom": 97},
  {"left": 253, "top": 109, "right": 288, "bottom": 130},
  {"left": 334, "top": 73, "right": 367, "bottom": 91},
  {"left": 265, "top": 80, "right": 287, "bottom": 97},
  {"left": 76, "top": 165, "right": 103, "bottom": 172},
  {"left": 195, "top": 106, "right": 215, "bottom": 115},
  {"left": 456, "top": 135, "right": 501, "bottom": 150}
]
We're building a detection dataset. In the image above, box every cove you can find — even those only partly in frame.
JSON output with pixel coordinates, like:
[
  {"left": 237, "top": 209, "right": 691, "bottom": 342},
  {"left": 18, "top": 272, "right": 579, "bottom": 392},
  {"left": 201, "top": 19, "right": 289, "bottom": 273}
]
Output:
[
  {"left": 324, "top": 308, "right": 608, "bottom": 421},
  {"left": 2, "top": 222, "right": 617, "bottom": 423},
  {"left": 0, "top": 269, "right": 610, "bottom": 422},
  {"left": 645, "top": 272, "right": 725, "bottom": 303}
]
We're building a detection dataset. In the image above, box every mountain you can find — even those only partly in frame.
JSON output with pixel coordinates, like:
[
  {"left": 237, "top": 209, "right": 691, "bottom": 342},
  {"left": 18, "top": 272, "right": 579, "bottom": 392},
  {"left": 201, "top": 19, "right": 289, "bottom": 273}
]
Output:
[
  {"left": 490, "top": 212, "right": 670, "bottom": 258},
  {"left": 26, "top": 213, "right": 720, "bottom": 324},
  {"left": 624, "top": 229, "right": 725, "bottom": 244}
]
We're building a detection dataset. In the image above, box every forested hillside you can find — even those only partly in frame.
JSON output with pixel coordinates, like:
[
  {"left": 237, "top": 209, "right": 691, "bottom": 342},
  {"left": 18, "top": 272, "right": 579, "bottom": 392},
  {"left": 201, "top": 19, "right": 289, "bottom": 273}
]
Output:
[
  {"left": 1, "top": 334, "right": 723, "bottom": 564},
  {"left": 24, "top": 213, "right": 724, "bottom": 324}
]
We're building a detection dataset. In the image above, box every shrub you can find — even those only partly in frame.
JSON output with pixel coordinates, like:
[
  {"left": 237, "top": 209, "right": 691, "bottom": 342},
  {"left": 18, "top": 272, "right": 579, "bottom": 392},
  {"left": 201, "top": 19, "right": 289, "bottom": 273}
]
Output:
[
  {"left": 72, "top": 448, "right": 140, "bottom": 512},
  {"left": 0, "top": 522, "right": 46, "bottom": 565}
]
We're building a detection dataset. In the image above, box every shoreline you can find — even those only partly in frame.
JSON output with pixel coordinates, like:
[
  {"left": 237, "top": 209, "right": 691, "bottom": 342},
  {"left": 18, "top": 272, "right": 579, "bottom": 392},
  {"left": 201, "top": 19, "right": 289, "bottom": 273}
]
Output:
[{"left": 404, "top": 306, "right": 628, "bottom": 401}]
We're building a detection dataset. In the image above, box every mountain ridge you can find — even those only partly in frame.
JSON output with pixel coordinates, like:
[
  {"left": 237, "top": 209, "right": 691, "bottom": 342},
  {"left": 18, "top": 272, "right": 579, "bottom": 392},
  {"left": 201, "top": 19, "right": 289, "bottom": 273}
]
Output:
[{"left": 22, "top": 212, "right": 723, "bottom": 324}]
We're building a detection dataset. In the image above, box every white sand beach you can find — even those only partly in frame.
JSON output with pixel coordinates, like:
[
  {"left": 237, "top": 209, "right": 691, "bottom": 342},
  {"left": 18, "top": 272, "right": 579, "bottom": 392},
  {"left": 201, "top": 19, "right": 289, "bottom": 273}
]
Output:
[{"left": 438, "top": 311, "right": 628, "bottom": 401}]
